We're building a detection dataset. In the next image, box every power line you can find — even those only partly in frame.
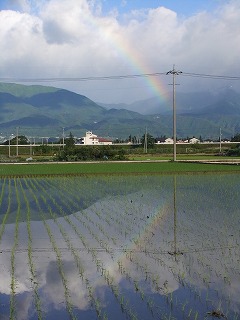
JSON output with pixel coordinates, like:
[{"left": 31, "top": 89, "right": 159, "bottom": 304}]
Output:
[
  {"left": 0, "top": 72, "right": 167, "bottom": 83},
  {"left": 0, "top": 71, "right": 239, "bottom": 83},
  {"left": 182, "top": 72, "right": 240, "bottom": 80}
]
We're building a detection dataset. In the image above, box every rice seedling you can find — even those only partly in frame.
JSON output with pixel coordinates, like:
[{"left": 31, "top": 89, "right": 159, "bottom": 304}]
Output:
[
  {"left": 23, "top": 178, "right": 77, "bottom": 320},
  {"left": 30, "top": 178, "right": 113, "bottom": 319},
  {"left": 0, "top": 172, "right": 239, "bottom": 319},
  {"left": 0, "top": 179, "right": 12, "bottom": 242},
  {"left": 18, "top": 179, "right": 43, "bottom": 320},
  {"left": 9, "top": 179, "right": 21, "bottom": 320},
  {"left": 0, "top": 177, "right": 6, "bottom": 211}
]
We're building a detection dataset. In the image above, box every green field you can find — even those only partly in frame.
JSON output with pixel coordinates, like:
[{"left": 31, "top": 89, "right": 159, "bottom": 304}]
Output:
[{"left": 0, "top": 160, "right": 240, "bottom": 177}]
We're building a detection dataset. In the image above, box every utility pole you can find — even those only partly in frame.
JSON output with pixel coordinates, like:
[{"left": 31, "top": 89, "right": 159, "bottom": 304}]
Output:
[
  {"left": 167, "top": 65, "right": 182, "bottom": 161},
  {"left": 29, "top": 137, "right": 32, "bottom": 156},
  {"left": 9, "top": 133, "right": 14, "bottom": 158},
  {"left": 16, "top": 127, "right": 19, "bottom": 157},
  {"left": 144, "top": 127, "right": 148, "bottom": 153},
  {"left": 62, "top": 127, "right": 65, "bottom": 149},
  {"left": 9, "top": 136, "right": 11, "bottom": 158},
  {"left": 219, "top": 127, "right": 222, "bottom": 154}
]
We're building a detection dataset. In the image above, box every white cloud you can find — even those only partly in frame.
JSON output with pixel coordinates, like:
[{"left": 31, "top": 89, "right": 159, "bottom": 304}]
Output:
[{"left": 0, "top": 0, "right": 239, "bottom": 103}]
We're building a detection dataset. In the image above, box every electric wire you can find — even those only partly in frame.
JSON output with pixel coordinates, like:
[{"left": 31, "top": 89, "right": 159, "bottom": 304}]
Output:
[
  {"left": 0, "top": 72, "right": 167, "bottom": 83},
  {"left": 181, "top": 72, "right": 240, "bottom": 80},
  {"left": 0, "top": 71, "right": 239, "bottom": 83}
]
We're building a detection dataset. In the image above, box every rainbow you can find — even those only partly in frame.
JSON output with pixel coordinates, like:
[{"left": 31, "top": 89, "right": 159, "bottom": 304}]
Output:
[
  {"left": 115, "top": 198, "right": 172, "bottom": 264},
  {"left": 89, "top": 13, "right": 170, "bottom": 103}
]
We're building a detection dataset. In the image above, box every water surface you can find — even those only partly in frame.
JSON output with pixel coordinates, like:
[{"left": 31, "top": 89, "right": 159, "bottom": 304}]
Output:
[{"left": 0, "top": 174, "right": 239, "bottom": 319}]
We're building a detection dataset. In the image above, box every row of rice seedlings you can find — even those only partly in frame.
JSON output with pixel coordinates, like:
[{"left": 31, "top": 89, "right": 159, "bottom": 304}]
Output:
[
  {"left": 52, "top": 180, "right": 131, "bottom": 243},
  {"left": 53, "top": 178, "right": 186, "bottom": 317},
  {"left": 169, "top": 223, "right": 236, "bottom": 317},
  {"left": 76, "top": 178, "right": 238, "bottom": 318},
  {"left": 89, "top": 201, "right": 133, "bottom": 240},
  {"left": 47, "top": 180, "right": 119, "bottom": 245},
  {"left": 0, "top": 177, "right": 6, "bottom": 212},
  {"left": 39, "top": 199, "right": 107, "bottom": 317},
  {"left": 55, "top": 218, "right": 137, "bottom": 318},
  {"left": 132, "top": 267, "right": 198, "bottom": 320},
  {"left": 0, "top": 178, "right": 7, "bottom": 316},
  {"left": 42, "top": 180, "right": 138, "bottom": 318},
  {"left": 71, "top": 204, "right": 120, "bottom": 253},
  {"left": 29, "top": 177, "right": 108, "bottom": 319},
  {"left": 171, "top": 194, "right": 238, "bottom": 315},
  {"left": 18, "top": 179, "right": 43, "bottom": 320},
  {"left": 24, "top": 178, "right": 77, "bottom": 320},
  {"left": 35, "top": 178, "right": 123, "bottom": 252},
  {"left": 84, "top": 199, "right": 138, "bottom": 249},
  {"left": 37, "top": 176, "right": 100, "bottom": 213},
  {"left": 63, "top": 194, "right": 174, "bottom": 318},
  {"left": 107, "top": 206, "right": 209, "bottom": 319},
  {"left": 9, "top": 178, "right": 21, "bottom": 320},
  {"left": 53, "top": 205, "right": 139, "bottom": 319},
  {"left": 0, "top": 179, "right": 12, "bottom": 243},
  {"left": 43, "top": 176, "right": 146, "bottom": 249},
  {"left": 193, "top": 253, "right": 237, "bottom": 316},
  {"left": 27, "top": 176, "right": 238, "bottom": 318},
  {"left": 119, "top": 254, "right": 188, "bottom": 318},
  {"left": 65, "top": 198, "right": 175, "bottom": 318},
  {"left": 83, "top": 247, "right": 138, "bottom": 319},
  {"left": 55, "top": 220, "right": 108, "bottom": 320},
  {"left": 77, "top": 178, "right": 223, "bottom": 318}
]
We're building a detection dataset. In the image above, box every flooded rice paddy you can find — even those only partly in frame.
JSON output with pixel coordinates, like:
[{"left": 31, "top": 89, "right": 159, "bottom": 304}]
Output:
[{"left": 0, "top": 173, "right": 239, "bottom": 320}]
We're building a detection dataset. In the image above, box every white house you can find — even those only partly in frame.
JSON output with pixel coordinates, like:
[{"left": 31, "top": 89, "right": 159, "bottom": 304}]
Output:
[
  {"left": 164, "top": 138, "right": 174, "bottom": 144},
  {"left": 189, "top": 137, "right": 200, "bottom": 144},
  {"left": 79, "top": 131, "right": 112, "bottom": 145},
  {"left": 83, "top": 131, "right": 98, "bottom": 145}
]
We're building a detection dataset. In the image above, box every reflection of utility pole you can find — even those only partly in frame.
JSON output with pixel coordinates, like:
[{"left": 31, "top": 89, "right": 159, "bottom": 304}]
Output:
[
  {"left": 167, "top": 65, "right": 182, "bottom": 162},
  {"left": 168, "top": 175, "right": 183, "bottom": 258},
  {"left": 173, "top": 175, "right": 177, "bottom": 256},
  {"left": 144, "top": 127, "right": 147, "bottom": 153}
]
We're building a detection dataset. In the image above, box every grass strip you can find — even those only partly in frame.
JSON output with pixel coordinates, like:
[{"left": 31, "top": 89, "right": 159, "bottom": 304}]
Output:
[{"left": 0, "top": 161, "right": 240, "bottom": 177}]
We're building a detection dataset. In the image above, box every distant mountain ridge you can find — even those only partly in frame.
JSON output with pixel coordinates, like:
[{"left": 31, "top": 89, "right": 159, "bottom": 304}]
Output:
[
  {"left": 0, "top": 82, "right": 240, "bottom": 139},
  {"left": 98, "top": 90, "right": 227, "bottom": 115}
]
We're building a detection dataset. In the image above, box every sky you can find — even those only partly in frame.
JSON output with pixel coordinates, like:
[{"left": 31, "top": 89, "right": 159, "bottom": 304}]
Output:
[{"left": 0, "top": 0, "right": 239, "bottom": 104}]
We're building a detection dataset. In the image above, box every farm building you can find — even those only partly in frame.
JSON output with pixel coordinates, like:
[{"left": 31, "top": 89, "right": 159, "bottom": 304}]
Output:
[{"left": 76, "top": 131, "right": 113, "bottom": 145}]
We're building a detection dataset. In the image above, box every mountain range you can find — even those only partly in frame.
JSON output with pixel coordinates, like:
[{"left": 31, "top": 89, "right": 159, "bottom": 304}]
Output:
[{"left": 0, "top": 82, "right": 240, "bottom": 140}]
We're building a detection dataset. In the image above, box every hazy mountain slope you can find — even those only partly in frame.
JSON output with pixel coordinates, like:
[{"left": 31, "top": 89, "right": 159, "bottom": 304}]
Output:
[
  {"left": 0, "top": 83, "right": 240, "bottom": 139},
  {"left": 99, "top": 91, "right": 219, "bottom": 115},
  {"left": 0, "top": 82, "right": 59, "bottom": 97}
]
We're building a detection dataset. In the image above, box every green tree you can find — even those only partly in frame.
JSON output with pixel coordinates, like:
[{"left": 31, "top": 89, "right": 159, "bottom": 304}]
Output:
[
  {"left": 65, "top": 132, "right": 75, "bottom": 150},
  {"left": 140, "top": 133, "right": 155, "bottom": 149},
  {"left": 231, "top": 133, "right": 240, "bottom": 142},
  {"left": 3, "top": 135, "right": 29, "bottom": 145},
  {"left": 226, "top": 144, "right": 240, "bottom": 156},
  {"left": 35, "top": 144, "right": 52, "bottom": 155}
]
